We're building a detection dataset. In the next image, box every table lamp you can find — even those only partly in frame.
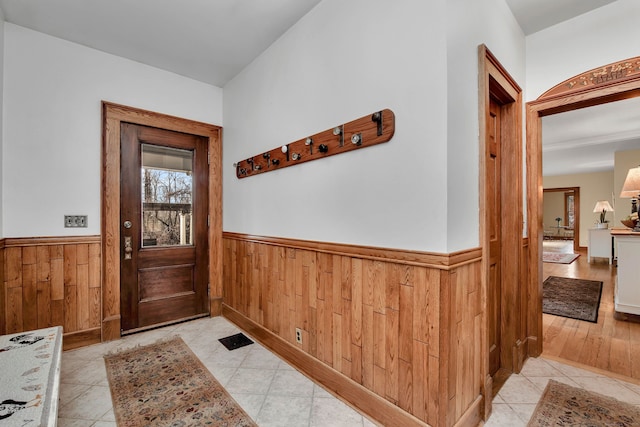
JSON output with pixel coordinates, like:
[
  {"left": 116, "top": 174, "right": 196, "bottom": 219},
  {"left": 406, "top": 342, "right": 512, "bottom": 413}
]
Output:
[
  {"left": 620, "top": 165, "right": 640, "bottom": 231},
  {"left": 593, "top": 200, "right": 613, "bottom": 228}
]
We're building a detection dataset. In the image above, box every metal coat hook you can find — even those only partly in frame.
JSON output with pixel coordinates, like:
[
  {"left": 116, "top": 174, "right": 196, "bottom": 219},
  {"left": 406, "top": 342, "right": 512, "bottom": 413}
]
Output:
[
  {"left": 371, "top": 111, "right": 383, "bottom": 136},
  {"left": 333, "top": 126, "right": 344, "bottom": 147},
  {"left": 281, "top": 145, "right": 290, "bottom": 161}
]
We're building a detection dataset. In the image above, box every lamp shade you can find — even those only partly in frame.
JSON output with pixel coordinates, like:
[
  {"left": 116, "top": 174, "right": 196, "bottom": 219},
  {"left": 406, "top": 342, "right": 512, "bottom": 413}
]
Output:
[
  {"left": 593, "top": 200, "right": 613, "bottom": 213},
  {"left": 620, "top": 166, "right": 640, "bottom": 198}
]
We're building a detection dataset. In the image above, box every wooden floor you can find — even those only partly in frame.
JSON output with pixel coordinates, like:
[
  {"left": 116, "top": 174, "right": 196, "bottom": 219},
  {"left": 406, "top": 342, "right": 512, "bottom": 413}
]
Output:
[{"left": 542, "top": 240, "right": 640, "bottom": 382}]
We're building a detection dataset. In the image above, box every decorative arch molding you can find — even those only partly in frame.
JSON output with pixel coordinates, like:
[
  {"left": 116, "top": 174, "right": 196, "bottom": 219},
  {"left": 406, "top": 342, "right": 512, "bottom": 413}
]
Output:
[
  {"left": 538, "top": 56, "right": 640, "bottom": 100},
  {"left": 526, "top": 55, "right": 640, "bottom": 362}
]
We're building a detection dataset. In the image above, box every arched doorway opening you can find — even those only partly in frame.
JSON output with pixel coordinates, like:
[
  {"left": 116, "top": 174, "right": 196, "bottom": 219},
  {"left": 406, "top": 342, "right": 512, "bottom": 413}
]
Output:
[{"left": 526, "top": 56, "right": 640, "bottom": 358}]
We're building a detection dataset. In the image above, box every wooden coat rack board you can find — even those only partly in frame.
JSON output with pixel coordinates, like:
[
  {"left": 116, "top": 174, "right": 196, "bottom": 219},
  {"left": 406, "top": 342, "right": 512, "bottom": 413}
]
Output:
[{"left": 235, "top": 109, "right": 395, "bottom": 178}]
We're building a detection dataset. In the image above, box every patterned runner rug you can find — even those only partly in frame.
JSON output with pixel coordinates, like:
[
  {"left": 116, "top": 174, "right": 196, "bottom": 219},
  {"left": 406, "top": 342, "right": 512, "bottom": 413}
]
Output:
[
  {"left": 542, "top": 252, "right": 579, "bottom": 264},
  {"left": 104, "top": 336, "right": 256, "bottom": 426},
  {"left": 528, "top": 380, "right": 640, "bottom": 426},
  {"left": 543, "top": 276, "right": 602, "bottom": 323}
]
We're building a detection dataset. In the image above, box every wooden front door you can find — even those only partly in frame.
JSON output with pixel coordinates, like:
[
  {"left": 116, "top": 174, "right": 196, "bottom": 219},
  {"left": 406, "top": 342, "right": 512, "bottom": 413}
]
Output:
[
  {"left": 120, "top": 123, "right": 209, "bottom": 333},
  {"left": 487, "top": 98, "right": 502, "bottom": 376}
]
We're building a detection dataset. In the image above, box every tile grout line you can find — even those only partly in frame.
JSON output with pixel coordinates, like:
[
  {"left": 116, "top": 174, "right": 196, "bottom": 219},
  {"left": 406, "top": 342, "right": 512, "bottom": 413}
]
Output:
[
  {"left": 253, "top": 353, "right": 280, "bottom": 424},
  {"left": 227, "top": 341, "right": 271, "bottom": 423}
]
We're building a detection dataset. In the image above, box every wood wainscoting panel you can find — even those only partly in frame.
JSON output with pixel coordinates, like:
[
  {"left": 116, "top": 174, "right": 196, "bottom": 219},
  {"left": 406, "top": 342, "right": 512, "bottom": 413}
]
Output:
[
  {"left": 223, "top": 233, "right": 483, "bottom": 427},
  {"left": 1, "top": 236, "right": 102, "bottom": 348}
]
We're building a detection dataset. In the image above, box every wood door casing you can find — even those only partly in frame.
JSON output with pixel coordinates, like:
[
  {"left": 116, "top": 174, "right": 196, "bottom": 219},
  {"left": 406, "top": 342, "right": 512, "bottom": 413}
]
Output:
[
  {"left": 102, "top": 102, "right": 222, "bottom": 343},
  {"left": 120, "top": 123, "right": 209, "bottom": 333},
  {"left": 487, "top": 98, "right": 502, "bottom": 376},
  {"left": 479, "top": 47, "right": 524, "bottom": 421},
  {"left": 527, "top": 56, "right": 640, "bottom": 360}
]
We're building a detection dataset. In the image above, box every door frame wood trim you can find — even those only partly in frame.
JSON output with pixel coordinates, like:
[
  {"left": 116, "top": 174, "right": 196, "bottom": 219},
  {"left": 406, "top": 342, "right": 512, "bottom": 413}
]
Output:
[
  {"left": 478, "top": 44, "right": 523, "bottom": 420},
  {"left": 101, "top": 102, "right": 222, "bottom": 341},
  {"left": 526, "top": 55, "right": 640, "bottom": 363}
]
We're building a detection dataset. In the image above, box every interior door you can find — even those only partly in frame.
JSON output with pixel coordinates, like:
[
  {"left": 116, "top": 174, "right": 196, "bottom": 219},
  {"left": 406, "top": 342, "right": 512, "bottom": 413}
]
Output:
[
  {"left": 120, "top": 123, "right": 209, "bottom": 333},
  {"left": 487, "top": 98, "right": 502, "bottom": 376}
]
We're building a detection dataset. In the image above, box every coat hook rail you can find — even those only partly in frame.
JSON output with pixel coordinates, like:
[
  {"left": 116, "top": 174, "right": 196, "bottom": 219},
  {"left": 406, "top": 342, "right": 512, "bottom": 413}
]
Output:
[{"left": 234, "top": 109, "right": 395, "bottom": 179}]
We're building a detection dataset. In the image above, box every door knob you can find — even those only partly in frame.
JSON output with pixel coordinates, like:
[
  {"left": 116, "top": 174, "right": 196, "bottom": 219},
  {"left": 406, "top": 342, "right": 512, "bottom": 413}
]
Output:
[{"left": 123, "top": 220, "right": 132, "bottom": 229}]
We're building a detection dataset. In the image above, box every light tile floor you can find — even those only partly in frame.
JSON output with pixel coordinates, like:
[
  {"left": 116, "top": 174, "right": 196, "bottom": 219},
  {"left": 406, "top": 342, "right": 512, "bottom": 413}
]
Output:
[
  {"left": 58, "top": 316, "right": 640, "bottom": 426},
  {"left": 57, "top": 317, "right": 377, "bottom": 427},
  {"left": 484, "top": 356, "right": 640, "bottom": 427}
]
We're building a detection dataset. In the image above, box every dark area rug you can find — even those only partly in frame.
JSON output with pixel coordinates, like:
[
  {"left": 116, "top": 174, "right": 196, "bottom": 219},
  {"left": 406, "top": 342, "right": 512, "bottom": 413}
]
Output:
[
  {"left": 528, "top": 380, "right": 640, "bottom": 426},
  {"left": 104, "top": 336, "right": 257, "bottom": 427},
  {"left": 543, "top": 276, "right": 602, "bottom": 323}
]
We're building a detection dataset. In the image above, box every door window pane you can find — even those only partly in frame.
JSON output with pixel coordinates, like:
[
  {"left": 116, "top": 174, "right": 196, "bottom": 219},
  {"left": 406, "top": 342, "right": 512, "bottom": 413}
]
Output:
[{"left": 141, "top": 144, "right": 193, "bottom": 247}]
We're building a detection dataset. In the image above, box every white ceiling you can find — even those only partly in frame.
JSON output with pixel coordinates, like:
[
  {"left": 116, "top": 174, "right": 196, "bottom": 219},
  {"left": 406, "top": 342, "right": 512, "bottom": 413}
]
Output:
[
  {"left": 0, "top": 0, "right": 322, "bottom": 87},
  {"left": 0, "top": 0, "right": 633, "bottom": 177},
  {"left": 505, "top": 0, "right": 617, "bottom": 35},
  {"left": 542, "top": 97, "right": 640, "bottom": 176}
]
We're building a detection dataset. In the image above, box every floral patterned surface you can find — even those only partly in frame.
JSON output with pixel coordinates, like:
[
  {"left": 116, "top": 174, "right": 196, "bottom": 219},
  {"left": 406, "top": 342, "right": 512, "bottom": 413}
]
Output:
[
  {"left": 0, "top": 326, "right": 63, "bottom": 426},
  {"left": 541, "top": 252, "right": 579, "bottom": 264},
  {"left": 104, "top": 336, "right": 257, "bottom": 426},
  {"left": 529, "top": 380, "right": 640, "bottom": 426}
]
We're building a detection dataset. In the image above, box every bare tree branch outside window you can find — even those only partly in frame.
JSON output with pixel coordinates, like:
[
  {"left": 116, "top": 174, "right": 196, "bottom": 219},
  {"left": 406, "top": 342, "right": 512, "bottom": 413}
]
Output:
[{"left": 141, "top": 168, "right": 193, "bottom": 246}]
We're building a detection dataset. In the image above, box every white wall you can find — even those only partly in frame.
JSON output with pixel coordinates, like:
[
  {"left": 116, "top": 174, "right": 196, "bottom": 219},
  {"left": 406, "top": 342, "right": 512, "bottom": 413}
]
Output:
[
  {"left": 223, "top": 0, "right": 525, "bottom": 253},
  {"left": 446, "top": 0, "right": 525, "bottom": 250},
  {"left": 2, "top": 24, "right": 223, "bottom": 238},
  {"left": 0, "top": 11, "right": 4, "bottom": 238},
  {"left": 224, "top": 0, "right": 449, "bottom": 252},
  {"left": 526, "top": 0, "right": 640, "bottom": 101}
]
